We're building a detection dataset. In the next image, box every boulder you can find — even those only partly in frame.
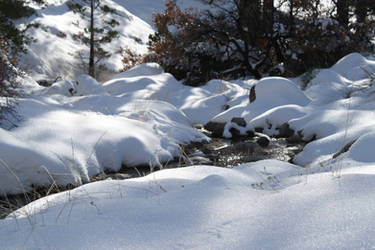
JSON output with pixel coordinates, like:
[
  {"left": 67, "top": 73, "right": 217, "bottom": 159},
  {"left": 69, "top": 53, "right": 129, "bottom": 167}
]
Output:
[
  {"left": 249, "top": 85, "right": 256, "bottom": 103},
  {"left": 255, "top": 132, "right": 270, "bottom": 147},
  {"left": 229, "top": 127, "right": 242, "bottom": 138},
  {"left": 246, "top": 130, "right": 255, "bottom": 138},
  {"left": 286, "top": 134, "right": 303, "bottom": 143},
  {"left": 277, "top": 123, "right": 295, "bottom": 138},
  {"left": 204, "top": 121, "right": 226, "bottom": 137},
  {"left": 254, "top": 127, "right": 264, "bottom": 133},
  {"left": 231, "top": 117, "right": 246, "bottom": 127},
  {"left": 333, "top": 139, "right": 357, "bottom": 159}
]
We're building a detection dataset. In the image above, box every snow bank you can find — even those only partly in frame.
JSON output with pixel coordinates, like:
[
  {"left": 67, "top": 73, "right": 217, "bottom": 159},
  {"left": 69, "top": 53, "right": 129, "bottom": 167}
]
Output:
[
  {"left": 331, "top": 52, "right": 375, "bottom": 81},
  {"left": 5, "top": 52, "right": 375, "bottom": 195},
  {"left": 212, "top": 77, "right": 310, "bottom": 123},
  {"left": 2, "top": 160, "right": 375, "bottom": 249},
  {"left": 103, "top": 65, "right": 244, "bottom": 124},
  {"left": 0, "top": 91, "right": 206, "bottom": 194},
  {"left": 207, "top": 77, "right": 311, "bottom": 137},
  {"left": 196, "top": 53, "right": 375, "bottom": 164},
  {"left": 348, "top": 132, "right": 375, "bottom": 163},
  {"left": 290, "top": 53, "right": 375, "bottom": 166}
]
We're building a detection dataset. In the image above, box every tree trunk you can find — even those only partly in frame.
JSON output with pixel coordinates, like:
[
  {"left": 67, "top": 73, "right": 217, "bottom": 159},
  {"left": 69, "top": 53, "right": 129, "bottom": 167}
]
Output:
[
  {"left": 239, "top": 0, "right": 261, "bottom": 32},
  {"left": 355, "top": 0, "right": 367, "bottom": 23},
  {"left": 263, "top": 0, "right": 274, "bottom": 36},
  {"left": 337, "top": 0, "right": 349, "bottom": 27},
  {"left": 288, "top": 0, "right": 294, "bottom": 37},
  {"left": 88, "top": 0, "right": 95, "bottom": 77}
]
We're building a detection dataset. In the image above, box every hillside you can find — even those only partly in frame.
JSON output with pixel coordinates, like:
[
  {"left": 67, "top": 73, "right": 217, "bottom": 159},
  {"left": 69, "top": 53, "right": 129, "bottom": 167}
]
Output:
[{"left": 16, "top": 0, "right": 154, "bottom": 81}]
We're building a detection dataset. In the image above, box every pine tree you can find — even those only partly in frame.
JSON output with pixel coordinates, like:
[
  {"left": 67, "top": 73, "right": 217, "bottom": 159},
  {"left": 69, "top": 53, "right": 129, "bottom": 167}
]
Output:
[
  {"left": 0, "top": 0, "right": 44, "bottom": 126},
  {"left": 68, "top": 0, "right": 119, "bottom": 78}
]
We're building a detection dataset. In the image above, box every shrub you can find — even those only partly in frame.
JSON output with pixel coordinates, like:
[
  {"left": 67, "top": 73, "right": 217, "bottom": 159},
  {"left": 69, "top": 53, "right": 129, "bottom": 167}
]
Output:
[
  {"left": 148, "top": 0, "right": 375, "bottom": 85},
  {"left": 118, "top": 47, "right": 145, "bottom": 72}
]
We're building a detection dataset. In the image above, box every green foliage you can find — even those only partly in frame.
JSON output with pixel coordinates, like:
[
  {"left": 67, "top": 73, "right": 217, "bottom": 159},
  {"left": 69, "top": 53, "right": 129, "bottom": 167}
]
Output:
[
  {"left": 70, "top": 0, "right": 120, "bottom": 78},
  {"left": 0, "top": 0, "right": 45, "bottom": 123},
  {"left": 0, "top": 0, "right": 35, "bottom": 19},
  {"left": 101, "top": 5, "right": 116, "bottom": 14}
]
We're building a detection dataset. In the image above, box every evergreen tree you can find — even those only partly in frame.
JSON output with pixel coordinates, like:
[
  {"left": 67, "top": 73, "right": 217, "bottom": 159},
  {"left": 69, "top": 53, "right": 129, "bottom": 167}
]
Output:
[
  {"left": 68, "top": 0, "right": 119, "bottom": 78},
  {"left": 0, "top": 0, "right": 44, "bottom": 125}
]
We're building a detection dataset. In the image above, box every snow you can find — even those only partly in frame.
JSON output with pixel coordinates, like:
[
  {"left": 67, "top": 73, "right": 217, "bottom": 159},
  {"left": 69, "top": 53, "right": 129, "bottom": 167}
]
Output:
[
  {"left": 2, "top": 161, "right": 375, "bottom": 249},
  {"left": 2, "top": 0, "right": 375, "bottom": 248},
  {"left": 103, "top": 66, "right": 243, "bottom": 124},
  {"left": 16, "top": 0, "right": 210, "bottom": 81},
  {"left": 0, "top": 69, "right": 208, "bottom": 194},
  {"left": 16, "top": 0, "right": 155, "bottom": 81},
  {"left": 1, "top": 51, "right": 374, "bottom": 248}
]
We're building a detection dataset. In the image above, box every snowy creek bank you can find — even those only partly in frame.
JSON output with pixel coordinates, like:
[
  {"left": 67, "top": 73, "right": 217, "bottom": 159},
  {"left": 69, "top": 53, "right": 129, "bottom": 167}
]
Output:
[
  {"left": 93, "top": 125, "right": 306, "bottom": 180},
  {"left": 0, "top": 127, "right": 306, "bottom": 219},
  {"left": 2, "top": 53, "right": 375, "bottom": 220}
]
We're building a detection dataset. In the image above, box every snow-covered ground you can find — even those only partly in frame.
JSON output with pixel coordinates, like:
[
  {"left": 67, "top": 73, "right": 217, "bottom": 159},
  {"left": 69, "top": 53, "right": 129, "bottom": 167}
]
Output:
[
  {"left": 16, "top": 0, "right": 209, "bottom": 82},
  {"left": 2, "top": 160, "right": 375, "bottom": 249},
  {"left": 1, "top": 52, "right": 375, "bottom": 249},
  {"left": 2, "top": 0, "right": 375, "bottom": 249},
  {"left": 17, "top": 0, "right": 155, "bottom": 81}
]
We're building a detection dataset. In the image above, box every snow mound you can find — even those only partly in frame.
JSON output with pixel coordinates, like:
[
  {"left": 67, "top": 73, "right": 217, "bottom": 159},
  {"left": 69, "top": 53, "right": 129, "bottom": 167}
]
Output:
[
  {"left": 0, "top": 94, "right": 207, "bottom": 195},
  {"left": 75, "top": 75, "right": 106, "bottom": 96},
  {"left": 348, "top": 132, "right": 375, "bottom": 163},
  {"left": 113, "top": 63, "right": 164, "bottom": 78},
  {"left": 211, "top": 77, "right": 310, "bottom": 126},
  {"left": 2, "top": 160, "right": 375, "bottom": 249},
  {"left": 305, "top": 69, "right": 351, "bottom": 103},
  {"left": 104, "top": 67, "right": 244, "bottom": 124},
  {"left": 331, "top": 52, "right": 375, "bottom": 81},
  {"left": 253, "top": 77, "right": 311, "bottom": 110},
  {"left": 44, "top": 80, "right": 76, "bottom": 96}
]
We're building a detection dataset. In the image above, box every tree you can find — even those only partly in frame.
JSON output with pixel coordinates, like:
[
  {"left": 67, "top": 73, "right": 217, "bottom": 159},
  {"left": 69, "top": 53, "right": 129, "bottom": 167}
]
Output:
[
  {"left": 148, "top": 0, "right": 375, "bottom": 84},
  {"left": 148, "top": 0, "right": 280, "bottom": 83},
  {"left": 0, "top": 0, "right": 45, "bottom": 126},
  {"left": 68, "top": 0, "right": 119, "bottom": 78},
  {"left": 263, "top": 0, "right": 274, "bottom": 35},
  {"left": 336, "top": 0, "right": 349, "bottom": 27}
]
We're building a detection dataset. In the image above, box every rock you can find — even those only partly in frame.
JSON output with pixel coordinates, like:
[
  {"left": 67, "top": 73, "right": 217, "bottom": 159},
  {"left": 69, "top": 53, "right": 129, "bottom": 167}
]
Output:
[
  {"left": 194, "top": 124, "right": 204, "bottom": 130},
  {"left": 110, "top": 173, "right": 133, "bottom": 180},
  {"left": 37, "top": 76, "right": 62, "bottom": 87},
  {"left": 189, "top": 156, "right": 212, "bottom": 165},
  {"left": 255, "top": 132, "right": 270, "bottom": 147},
  {"left": 229, "top": 127, "right": 242, "bottom": 138},
  {"left": 249, "top": 85, "right": 256, "bottom": 103},
  {"left": 254, "top": 127, "right": 264, "bottom": 133},
  {"left": 230, "top": 127, "right": 254, "bottom": 139},
  {"left": 286, "top": 134, "right": 303, "bottom": 143},
  {"left": 231, "top": 117, "right": 246, "bottom": 127},
  {"left": 277, "top": 123, "right": 295, "bottom": 138},
  {"left": 246, "top": 130, "right": 255, "bottom": 138},
  {"left": 333, "top": 139, "right": 357, "bottom": 159},
  {"left": 204, "top": 121, "right": 226, "bottom": 137}
]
